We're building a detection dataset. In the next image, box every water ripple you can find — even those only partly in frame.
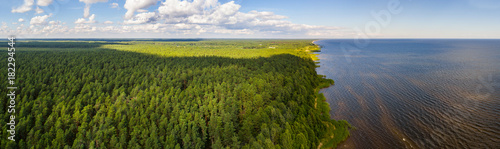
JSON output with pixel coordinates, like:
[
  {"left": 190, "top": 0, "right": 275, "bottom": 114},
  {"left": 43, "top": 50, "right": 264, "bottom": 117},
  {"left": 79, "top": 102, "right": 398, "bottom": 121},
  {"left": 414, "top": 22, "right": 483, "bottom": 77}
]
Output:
[{"left": 317, "top": 39, "right": 500, "bottom": 148}]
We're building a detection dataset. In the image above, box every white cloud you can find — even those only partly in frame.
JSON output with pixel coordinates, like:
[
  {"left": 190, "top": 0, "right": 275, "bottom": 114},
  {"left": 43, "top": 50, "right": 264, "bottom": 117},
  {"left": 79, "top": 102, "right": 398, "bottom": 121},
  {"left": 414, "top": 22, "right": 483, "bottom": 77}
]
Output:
[
  {"left": 120, "top": 23, "right": 166, "bottom": 33},
  {"left": 1, "top": 23, "right": 8, "bottom": 31},
  {"left": 211, "top": 1, "right": 240, "bottom": 17},
  {"left": 3, "top": 0, "right": 347, "bottom": 38},
  {"left": 30, "top": 14, "right": 51, "bottom": 25},
  {"left": 110, "top": 2, "right": 119, "bottom": 8},
  {"left": 36, "top": 7, "right": 44, "bottom": 14},
  {"left": 124, "top": 12, "right": 157, "bottom": 24},
  {"left": 213, "top": 28, "right": 253, "bottom": 35},
  {"left": 49, "top": 21, "right": 61, "bottom": 25},
  {"left": 79, "top": 0, "right": 108, "bottom": 4},
  {"left": 79, "top": 0, "right": 108, "bottom": 18},
  {"left": 173, "top": 23, "right": 198, "bottom": 30},
  {"left": 124, "top": 0, "right": 159, "bottom": 19},
  {"left": 74, "top": 18, "right": 86, "bottom": 24},
  {"left": 41, "top": 23, "right": 68, "bottom": 34},
  {"left": 73, "top": 24, "right": 97, "bottom": 33},
  {"left": 12, "top": 0, "right": 34, "bottom": 13},
  {"left": 186, "top": 1, "right": 240, "bottom": 24},
  {"left": 37, "top": 0, "right": 53, "bottom": 6},
  {"left": 18, "top": 18, "right": 25, "bottom": 22},
  {"left": 154, "top": 0, "right": 322, "bottom": 34},
  {"left": 2, "top": 20, "right": 72, "bottom": 37},
  {"left": 75, "top": 14, "right": 96, "bottom": 24},
  {"left": 115, "top": 0, "right": 345, "bottom": 37},
  {"left": 248, "top": 11, "right": 288, "bottom": 21},
  {"left": 158, "top": 0, "right": 217, "bottom": 18},
  {"left": 137, "top": 9, "right": 148, "bottom": 12}
]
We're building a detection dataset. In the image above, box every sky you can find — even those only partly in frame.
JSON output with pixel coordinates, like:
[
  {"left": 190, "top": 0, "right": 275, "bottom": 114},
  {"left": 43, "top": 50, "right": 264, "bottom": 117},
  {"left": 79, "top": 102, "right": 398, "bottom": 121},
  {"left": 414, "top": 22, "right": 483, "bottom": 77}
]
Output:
[{"left": 0, "top": 0, "right": 499, "bottom": 38}]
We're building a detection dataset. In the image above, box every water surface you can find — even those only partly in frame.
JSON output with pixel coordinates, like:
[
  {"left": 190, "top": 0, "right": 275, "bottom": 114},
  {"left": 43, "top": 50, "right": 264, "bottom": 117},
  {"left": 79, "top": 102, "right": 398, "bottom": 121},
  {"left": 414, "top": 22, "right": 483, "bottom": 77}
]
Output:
[{"left": 315, "top": 39, "right": 500, "bottom": 148}]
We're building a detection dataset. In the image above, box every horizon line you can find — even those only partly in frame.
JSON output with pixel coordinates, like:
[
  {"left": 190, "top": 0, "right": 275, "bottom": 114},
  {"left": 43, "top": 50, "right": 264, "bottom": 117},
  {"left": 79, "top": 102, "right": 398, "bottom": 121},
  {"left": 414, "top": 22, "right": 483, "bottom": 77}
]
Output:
[{"left": 3, "top": 38, "right": 500, "bottom": 40}]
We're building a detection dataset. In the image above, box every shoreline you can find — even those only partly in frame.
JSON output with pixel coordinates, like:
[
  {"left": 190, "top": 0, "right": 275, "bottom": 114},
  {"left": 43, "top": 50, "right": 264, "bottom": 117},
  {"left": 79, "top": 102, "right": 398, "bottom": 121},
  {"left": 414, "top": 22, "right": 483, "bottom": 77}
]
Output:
[
  {"left": 312, "top": 40, "right": 319, "bottom": 44},
  {"left": 310, "top": 40, "right": 351, "bottom": 149}
]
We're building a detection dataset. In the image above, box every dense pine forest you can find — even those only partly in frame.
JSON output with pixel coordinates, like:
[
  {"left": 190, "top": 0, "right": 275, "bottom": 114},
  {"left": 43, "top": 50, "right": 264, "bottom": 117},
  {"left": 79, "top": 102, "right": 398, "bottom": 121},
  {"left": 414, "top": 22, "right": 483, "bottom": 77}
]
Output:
[{"left": 1, "top": 40, "right": 350, "bottom": 149}]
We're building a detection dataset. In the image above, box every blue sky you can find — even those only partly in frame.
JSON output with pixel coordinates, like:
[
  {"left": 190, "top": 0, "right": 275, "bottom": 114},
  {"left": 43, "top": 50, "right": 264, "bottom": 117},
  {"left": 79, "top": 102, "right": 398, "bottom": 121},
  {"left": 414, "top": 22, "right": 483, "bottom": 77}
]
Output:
[{"left": 1, "top": 0, "right": 499, "bottom": 38}]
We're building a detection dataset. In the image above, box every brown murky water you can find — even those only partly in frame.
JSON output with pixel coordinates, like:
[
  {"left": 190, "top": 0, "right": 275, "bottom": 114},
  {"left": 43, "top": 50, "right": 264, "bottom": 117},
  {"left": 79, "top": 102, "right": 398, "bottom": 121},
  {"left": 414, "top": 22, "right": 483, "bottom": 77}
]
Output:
[{"left": 315, "top": 39, "right": 500, "bottom": 148}]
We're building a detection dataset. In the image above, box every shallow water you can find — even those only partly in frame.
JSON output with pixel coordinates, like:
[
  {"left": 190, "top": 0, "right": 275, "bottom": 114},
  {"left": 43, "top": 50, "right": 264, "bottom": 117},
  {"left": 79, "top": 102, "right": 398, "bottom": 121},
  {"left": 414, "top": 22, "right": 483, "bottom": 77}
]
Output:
[{"left": 315, "top": 39, "right": 500, "bottom": 148}]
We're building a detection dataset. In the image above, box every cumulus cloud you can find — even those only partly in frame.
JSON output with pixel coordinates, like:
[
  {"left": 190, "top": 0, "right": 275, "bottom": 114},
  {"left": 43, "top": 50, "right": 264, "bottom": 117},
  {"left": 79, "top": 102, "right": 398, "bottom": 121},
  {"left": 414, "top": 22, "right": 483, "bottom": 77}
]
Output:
[
  {"left": 186, "top": 1, "right": 240, "bottom": 24},
  {"left": 37, "top": 0, "right": 53, "bottom": 6},
  {"left": 124, "top": 0, "right": 159, "bottom": 19},
  {"left": 79, "top": 0, "right": 108, "bottom": 18},
  {"left": 155, "top": 0, "right": 338, "bottom": 35},
  {"left": 74, "top": 18, "right": 85, "bottom": 24},
  {"left": 75, "top": 14, "right": 96, "bottom": 24},
  {"left": 158, "top": 0, "right": 217, "bottom": 18},
  {"left": 12, "top": 0, "right": 34, "bottom": 13},
  {"left": 110, "top": 2, "right": 119, "bottom": 8},
  {"left": 73, "top": 24, "right": 98, "bottom": 33},
  {"left": 124, "top": 12, "right": 157, "bottom": 24},
  {"left": 36, "top": 7, "right": 44, "bottom": 14},
  {"left": 30, "top": 14, "right": 51, "bottom": 25},
  {"left": 19, "top": 18, "right": 25, "bottom": 22},
  {"left": 4, "top": 0, "right": 347, "bottom": 37},
  {"left": 114, "top": 0, "right": 345, "bottom": 36}
]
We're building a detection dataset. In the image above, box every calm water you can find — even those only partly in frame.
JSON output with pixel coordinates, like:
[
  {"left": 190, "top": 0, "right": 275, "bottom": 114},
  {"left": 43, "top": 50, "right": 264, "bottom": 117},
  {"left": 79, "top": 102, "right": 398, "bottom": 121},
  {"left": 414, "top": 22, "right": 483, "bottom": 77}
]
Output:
[{"left": 315, "top": 39, "right": 500, "bottom": 148}]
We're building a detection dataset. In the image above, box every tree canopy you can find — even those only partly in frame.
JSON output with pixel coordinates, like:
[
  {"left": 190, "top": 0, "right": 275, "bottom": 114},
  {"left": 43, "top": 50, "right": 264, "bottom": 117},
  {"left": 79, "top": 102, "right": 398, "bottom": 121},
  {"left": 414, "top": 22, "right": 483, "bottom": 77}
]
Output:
[{"left": 0, "top": 40, "right": 350, "bottom": 149}]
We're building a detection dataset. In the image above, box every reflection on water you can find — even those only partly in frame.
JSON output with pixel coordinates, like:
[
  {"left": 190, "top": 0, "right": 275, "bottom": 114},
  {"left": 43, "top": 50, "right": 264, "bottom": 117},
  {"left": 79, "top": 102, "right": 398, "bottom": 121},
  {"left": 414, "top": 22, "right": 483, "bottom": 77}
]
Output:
[{"left": 315, "top": 39, "right": 500, "bottom": 148}]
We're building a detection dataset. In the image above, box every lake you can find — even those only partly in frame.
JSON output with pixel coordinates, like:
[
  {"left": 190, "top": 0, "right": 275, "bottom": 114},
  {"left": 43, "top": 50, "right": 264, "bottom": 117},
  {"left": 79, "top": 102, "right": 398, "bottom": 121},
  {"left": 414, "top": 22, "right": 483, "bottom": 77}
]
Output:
[{"left": 314, "top": 39, "right": 500, "bottom": 148}]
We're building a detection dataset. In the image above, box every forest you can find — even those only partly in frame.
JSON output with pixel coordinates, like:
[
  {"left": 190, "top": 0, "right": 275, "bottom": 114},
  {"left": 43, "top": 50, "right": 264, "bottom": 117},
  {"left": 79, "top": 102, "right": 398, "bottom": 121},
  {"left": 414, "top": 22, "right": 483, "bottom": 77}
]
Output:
[{"left": 0, "top": 39, "right": 350, "bottom": 149}]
